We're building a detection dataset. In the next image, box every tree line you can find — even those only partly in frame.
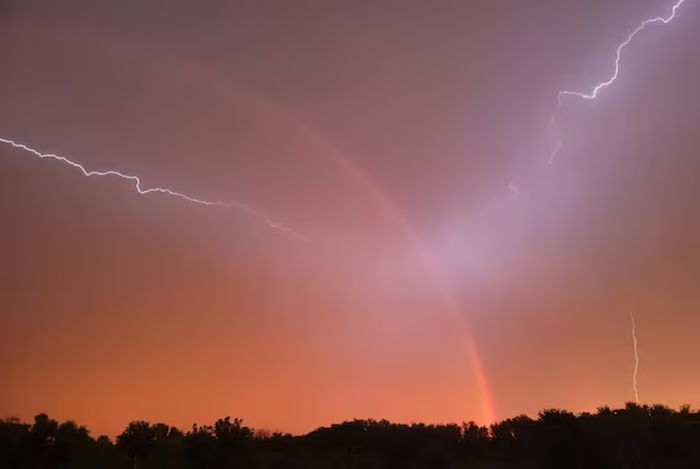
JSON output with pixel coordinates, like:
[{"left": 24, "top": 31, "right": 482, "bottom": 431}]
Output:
[{"left": 1, "top": 403, "right": 699, "bottom": 468}]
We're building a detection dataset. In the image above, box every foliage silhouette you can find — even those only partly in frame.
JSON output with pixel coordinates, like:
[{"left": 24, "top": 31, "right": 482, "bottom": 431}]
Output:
[{"left": 1, "top": 403, "right": 699, "bottom": 468}]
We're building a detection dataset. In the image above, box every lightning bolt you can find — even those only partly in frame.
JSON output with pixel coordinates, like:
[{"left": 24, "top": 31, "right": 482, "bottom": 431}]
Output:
[
  {"left": 0, "top": 137, "right": 306, "bottom": 240},
  {"left": 630, "top": 311, "right": 640, "bottom": 403},
  {"left": 548, "top": 0, "right": 688, "bottom": 163}
]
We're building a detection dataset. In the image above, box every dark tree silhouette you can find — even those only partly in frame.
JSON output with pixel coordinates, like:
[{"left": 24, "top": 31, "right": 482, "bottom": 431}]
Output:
[
  {"left": 117, "top": 421, "right": 181, "bottom": 469},
  {"left": 2, "top": 403, "right": 700, "bottom": 468}
]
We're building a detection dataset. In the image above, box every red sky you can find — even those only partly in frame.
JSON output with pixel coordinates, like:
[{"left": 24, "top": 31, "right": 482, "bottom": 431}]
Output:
[{"left": 1, "top": 0, "right": 699, "bottom": 438}]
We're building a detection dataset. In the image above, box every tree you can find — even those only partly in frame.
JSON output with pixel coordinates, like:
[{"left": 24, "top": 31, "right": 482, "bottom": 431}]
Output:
[{"left": 117, "top": 421, "right": 157, "bottom": 469}]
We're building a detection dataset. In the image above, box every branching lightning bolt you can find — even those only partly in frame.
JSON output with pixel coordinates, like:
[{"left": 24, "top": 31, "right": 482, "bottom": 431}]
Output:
[
  {"left": 0, "top": 137, "right": 306, "bottom": 240},
  {"left": 547, "top": 0, "right": 688, "bottom": 163},
  {"left": 630, "top": 312, "right": 640, "bottom": 403}
]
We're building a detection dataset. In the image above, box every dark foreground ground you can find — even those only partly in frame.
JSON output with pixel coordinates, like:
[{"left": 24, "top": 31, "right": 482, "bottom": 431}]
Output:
[{"left": 2, "top": 403, "right": 699, "bottom": 468}]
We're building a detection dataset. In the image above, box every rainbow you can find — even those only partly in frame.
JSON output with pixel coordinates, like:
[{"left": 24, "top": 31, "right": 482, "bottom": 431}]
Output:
[
  {"left": 167, "top": 60, "right": 499, "bottom": 424},
  {"left": 7, "top": 23, "right": 497, "bottom": 424}
]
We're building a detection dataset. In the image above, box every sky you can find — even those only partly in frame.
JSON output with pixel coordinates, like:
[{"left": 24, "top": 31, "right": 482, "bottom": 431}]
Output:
[{"left": 1, "top": 0, "right": 699, "bottom": 438}]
